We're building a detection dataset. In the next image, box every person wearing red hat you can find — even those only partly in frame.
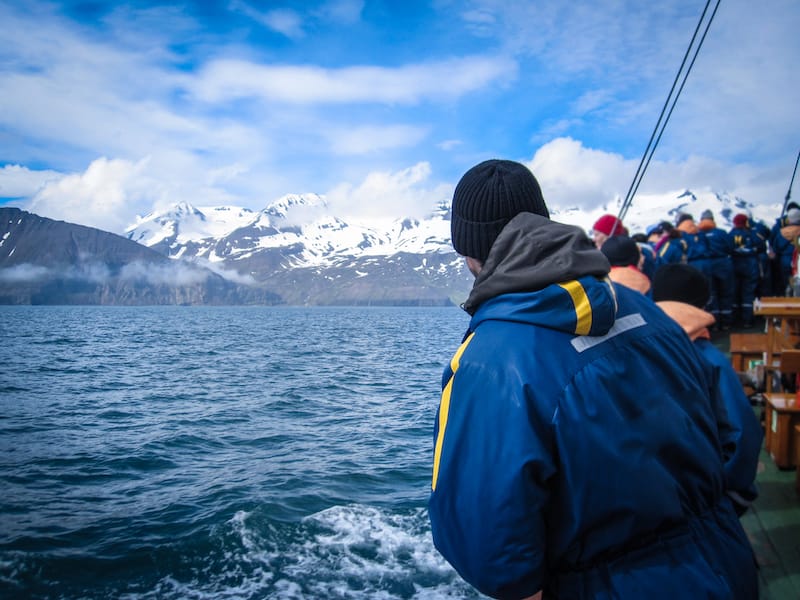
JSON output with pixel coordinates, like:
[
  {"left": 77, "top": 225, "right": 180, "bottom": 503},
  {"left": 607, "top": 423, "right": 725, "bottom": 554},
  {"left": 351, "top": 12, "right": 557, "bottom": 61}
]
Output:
[
  {"left": 728, "top": 214, "right": 760, "bottom": 327},
  {"left": 590, "top": 214, "right": 628, "bottom": 249}
]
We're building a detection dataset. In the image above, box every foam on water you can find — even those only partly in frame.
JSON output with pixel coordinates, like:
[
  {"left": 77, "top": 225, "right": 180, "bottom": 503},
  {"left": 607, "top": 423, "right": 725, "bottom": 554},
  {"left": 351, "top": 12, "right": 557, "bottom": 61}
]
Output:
[{"left": 102, "top": 505, "right": 482, "bottom": 600}]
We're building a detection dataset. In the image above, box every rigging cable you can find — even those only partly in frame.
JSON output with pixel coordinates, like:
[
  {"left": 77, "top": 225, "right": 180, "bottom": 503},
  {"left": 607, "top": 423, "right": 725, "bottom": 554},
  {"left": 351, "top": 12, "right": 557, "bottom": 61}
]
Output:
[
  {"left": 613, "top": 0, "right": 721, "bottom": 232},
  {"left": 780, "top": 149, "right": 800, "bottom": 215}
]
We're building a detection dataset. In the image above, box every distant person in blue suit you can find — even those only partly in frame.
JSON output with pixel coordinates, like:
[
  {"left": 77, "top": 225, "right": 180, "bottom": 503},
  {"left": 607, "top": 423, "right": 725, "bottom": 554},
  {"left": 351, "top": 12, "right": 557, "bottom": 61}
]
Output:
[
  {"left": 429, "top": 159, "right": 757, "bottom": 600},
  {"left": 729, "top": 213, "right": 761, "bottom": 327},
  {"left": 749, "top": 215, "right": 773, "bottom": 297},
  {"left": 649, "top": 220, "right": 687, "bottom": 267},
  {"left": 652, "top": 263, "right": 762, "bottom": 516},
  {"left": 698, "top": 210, "right": 735, "bottom": 329},
  {"left": 631, "top": 232, "right": 658, "bottom": 281}
]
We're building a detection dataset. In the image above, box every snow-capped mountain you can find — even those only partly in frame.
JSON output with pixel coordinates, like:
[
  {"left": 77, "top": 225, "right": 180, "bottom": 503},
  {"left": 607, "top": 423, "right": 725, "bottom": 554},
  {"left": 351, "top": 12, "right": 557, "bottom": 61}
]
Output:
[
  {"left": 553, "top": 188, "right": 780, "bottom": 236},
  {"left": 123, "top": 188, "right": 783, "bottom": 306},
  {"left": 125, "top": 194, "right": 466, "bottom": 305},
  {"left": 126, "top": 201, "right": 258, "bottom": 257},
  {"left": 126, "top": 194, "right": 454, "bottom": 266}
]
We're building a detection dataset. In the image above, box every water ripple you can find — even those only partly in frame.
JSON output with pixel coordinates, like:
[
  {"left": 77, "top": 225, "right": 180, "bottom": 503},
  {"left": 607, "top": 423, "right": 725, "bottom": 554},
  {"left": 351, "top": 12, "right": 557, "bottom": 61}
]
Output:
[{"left": 0, "top": 305, "right": 474, "bottom": 599}]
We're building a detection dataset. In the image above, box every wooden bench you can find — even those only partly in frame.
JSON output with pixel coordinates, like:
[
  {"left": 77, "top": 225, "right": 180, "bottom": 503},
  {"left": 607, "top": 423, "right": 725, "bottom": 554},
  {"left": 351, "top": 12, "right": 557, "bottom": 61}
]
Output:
[
  {"left": 729, "top": 333, "right": 768, "bottom": 372},
  {"left": 764, "top": 392, "right": 800, "bottom": 469}
]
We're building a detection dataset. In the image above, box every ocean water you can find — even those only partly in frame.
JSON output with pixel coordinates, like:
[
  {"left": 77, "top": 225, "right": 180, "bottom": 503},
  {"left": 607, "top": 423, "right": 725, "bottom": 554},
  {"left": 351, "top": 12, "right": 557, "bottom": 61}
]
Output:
[{"left": 0, "top": 305, "right": 484, "bottom": 599}]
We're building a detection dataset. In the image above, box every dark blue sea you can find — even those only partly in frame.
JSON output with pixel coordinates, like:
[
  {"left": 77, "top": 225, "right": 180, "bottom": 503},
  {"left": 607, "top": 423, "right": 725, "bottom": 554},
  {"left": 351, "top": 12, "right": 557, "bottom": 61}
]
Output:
[{"left": 0, "top": 306, "right": 485, "bottom": 599}]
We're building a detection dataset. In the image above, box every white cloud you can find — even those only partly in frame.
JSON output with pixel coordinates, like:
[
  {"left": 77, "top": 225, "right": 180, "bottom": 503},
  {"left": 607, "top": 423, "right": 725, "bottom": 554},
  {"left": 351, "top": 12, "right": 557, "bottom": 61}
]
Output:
[
  {"left": 314, "top": 0, "right": 364, "bottom": 24},
  {"left": 527, "top": 137, "right": 788, "bottom": 214},
  {"left": 325, "top": 162, "right": 451, "bottom": 221},
  {"left": 262, "top": 9, "right": 306, "bottom": 39},
  {"left": 329, "top": 125, "right": 429, "bottom": 155},
  {"left": 229, "top": 1, "right": 305, "bottom": 38},
  {"left": 437, "top": 139, "right": 463, "bottom": 151},
  {"left": 0, "top": 165, "right": 63, "bottom": 198},
  {"left": 191, "top": 56, "right": 518, "bottom": 104},
  {"left": 25, "top": 157, "right": 158, "bottom": 233}
]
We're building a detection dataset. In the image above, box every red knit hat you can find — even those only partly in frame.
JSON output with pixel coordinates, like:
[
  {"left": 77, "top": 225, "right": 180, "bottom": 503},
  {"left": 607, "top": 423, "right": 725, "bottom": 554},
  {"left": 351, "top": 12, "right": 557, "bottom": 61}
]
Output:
[
  {"left": 592, "top": 214, "right": 627, "bottom": 237},
  {"left": 733, "top": 213, "right": 749, "bottom": 228}
]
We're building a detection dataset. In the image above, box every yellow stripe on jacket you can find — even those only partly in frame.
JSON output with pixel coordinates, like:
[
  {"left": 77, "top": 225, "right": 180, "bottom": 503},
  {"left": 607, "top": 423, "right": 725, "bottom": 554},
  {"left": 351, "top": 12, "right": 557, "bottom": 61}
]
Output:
[
  {"left": 557, "top": 280, "right": 593, "bottom": 335},
  {"left": 432, "top": 332, "right": 475, "bottom": 491}
]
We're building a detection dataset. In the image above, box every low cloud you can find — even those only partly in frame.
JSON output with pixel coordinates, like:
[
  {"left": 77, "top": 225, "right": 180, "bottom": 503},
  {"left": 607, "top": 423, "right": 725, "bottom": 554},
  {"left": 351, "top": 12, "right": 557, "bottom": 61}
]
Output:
[
  {"left": 118, "top": 261, "right": 210, "bottom": 286},
  {"left": 191, "top": 258, "right": 257, "bottom": 285},
  {"left": 0, "top": 260, "right": 214, "bottom": 288},
  {"left": 0, "top": 264, "right": 51, "bottom": 283}
]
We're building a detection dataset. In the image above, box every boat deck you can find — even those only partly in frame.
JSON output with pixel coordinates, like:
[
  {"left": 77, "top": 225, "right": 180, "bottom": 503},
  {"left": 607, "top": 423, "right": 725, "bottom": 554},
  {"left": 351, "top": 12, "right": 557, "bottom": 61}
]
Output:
[
  {"left": 714, "top": 324, "right": 800, "bottom": 598},
  {"left": 741, "top": 446, "right": 800, "bottom": 598}
]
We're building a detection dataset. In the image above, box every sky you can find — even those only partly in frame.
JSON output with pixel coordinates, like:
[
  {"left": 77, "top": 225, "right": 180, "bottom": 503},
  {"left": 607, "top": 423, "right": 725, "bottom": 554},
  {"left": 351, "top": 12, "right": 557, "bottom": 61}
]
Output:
[{"left": 0, "top": 0, "right": 798, "bottom": 234}]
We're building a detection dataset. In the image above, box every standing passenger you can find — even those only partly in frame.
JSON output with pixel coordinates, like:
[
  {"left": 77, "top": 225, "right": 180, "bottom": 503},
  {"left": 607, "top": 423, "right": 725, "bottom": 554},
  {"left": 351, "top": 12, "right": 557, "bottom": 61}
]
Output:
[
  {"left": 429, "top": 159, "right": 757, "bottom": 600},
  {"left": 676, "top": 213, "right": 710, "bottom": 279},
  {"left": 698, "top": 210, "right": 735, "bottom": 329},
  {"left": 750, "top": 216, "right": 772, "bottom": 297},
  {"left": 652, "top": 263, "right": 762, "bottom": 516},
  {"left": 652, "top": 221, "right": 687, "bottom": 267},
  {"left": 729, "top": 214, "right": 760, "bottom": 327},
  {"left": 589, "top": 214, "right": 627, "bottom": 249}
]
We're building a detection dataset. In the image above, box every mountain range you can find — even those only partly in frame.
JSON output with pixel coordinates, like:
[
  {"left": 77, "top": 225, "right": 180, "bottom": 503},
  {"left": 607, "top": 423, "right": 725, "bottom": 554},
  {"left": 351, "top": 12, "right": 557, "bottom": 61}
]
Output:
[
  {"left": 0, "top": 207, "right": 281, "bottom": 305},
  {"left": 0, "top": 187, "right": 783, "bottom": 306}
]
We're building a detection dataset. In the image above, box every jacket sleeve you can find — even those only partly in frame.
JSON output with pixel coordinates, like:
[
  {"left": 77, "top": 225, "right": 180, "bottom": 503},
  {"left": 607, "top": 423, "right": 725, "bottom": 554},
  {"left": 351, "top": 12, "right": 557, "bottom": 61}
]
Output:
[
  {"left": 429, "top": 335, "right": 556, "bottom": 599},
  {"left": 704, "top": 346, "right": 762, "bottom": 505}
]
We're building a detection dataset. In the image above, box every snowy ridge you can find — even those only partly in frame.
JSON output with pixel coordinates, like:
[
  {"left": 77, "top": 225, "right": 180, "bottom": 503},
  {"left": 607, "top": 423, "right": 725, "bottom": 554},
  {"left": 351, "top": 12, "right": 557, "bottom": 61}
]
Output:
[
  {"left": 126, "top": 193, "right": 453, "bottom": 268},
  {"left": 126, "top": 202, "right": 256, "bottom": 248}
]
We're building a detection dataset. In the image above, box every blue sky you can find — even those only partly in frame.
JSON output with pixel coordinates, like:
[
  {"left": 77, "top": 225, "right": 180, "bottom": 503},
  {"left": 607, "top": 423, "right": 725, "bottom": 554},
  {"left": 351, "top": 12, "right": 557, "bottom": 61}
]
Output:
[{"left": 0, "top": 0, "right": 798, "bottom": 233}]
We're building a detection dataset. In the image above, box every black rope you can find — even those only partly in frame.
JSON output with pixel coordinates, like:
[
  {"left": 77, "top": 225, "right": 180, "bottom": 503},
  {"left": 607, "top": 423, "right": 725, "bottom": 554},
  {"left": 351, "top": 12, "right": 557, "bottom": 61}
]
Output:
[
  {"left": 781, "top": 150, "right": 800, "bottom": 215},
  {"left": 614, "top": 0, "right": 721, "bottom": 231}
]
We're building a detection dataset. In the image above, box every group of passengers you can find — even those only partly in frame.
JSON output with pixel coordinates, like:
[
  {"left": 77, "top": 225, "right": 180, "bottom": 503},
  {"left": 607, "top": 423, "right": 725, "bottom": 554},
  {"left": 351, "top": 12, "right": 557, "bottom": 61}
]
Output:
[{"left": 591, "top": 204, "right": 800, "bottom": 330}]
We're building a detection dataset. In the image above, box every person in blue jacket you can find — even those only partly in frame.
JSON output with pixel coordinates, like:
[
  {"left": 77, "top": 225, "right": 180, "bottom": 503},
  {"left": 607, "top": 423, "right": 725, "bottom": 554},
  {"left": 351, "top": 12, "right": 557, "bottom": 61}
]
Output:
[
  {"left": 729, "top": 213, "right": 761, "bottom": 327},
  {"left": 698, "top": 210, "right": 735, "bottom": 329},
  {"left": 675, "top": 213, "right": 710, "bottom": 278},
  {"left": 429, "top": 159, "right": 757, "bottom": 600},
  {"left": 750, "top": 216, "right": 773, "bottom": 297},
  {"left": 651, "top": 221, "right": 687, "bottom": 266},
  {"left": 651, "top": 262, "right": 762, "bottom": 515}
]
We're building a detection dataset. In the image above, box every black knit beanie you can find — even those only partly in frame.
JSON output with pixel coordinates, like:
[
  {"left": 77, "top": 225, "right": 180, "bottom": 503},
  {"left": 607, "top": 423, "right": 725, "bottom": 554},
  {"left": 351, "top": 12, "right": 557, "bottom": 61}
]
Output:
[
  {"left": 450, "top": 159, "right": 549, "bottom": 261},
  {"left": 651, "top": 263, "right": 710, "bottom": 308},
  {"left": 600, "top": 235, "right": 640, "bottom": 267}
]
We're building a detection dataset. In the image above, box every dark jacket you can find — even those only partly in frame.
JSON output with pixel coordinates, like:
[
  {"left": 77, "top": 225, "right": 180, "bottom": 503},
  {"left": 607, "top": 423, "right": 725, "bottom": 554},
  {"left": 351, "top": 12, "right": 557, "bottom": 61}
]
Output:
[{"left": 429, "top": 213, "right": 757, "bottom": 599}]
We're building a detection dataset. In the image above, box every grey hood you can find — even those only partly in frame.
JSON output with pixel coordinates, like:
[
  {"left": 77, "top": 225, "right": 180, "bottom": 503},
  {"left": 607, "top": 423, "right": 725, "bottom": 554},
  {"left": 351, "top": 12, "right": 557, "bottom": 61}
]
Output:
[{"left": 463, "top": 212, "right": 611, "bottom": 314}]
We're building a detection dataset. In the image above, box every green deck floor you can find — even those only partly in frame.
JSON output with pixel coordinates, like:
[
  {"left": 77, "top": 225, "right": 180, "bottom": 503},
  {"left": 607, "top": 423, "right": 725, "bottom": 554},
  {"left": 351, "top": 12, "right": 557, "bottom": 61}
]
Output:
[{"left": 742, "top": 445, "right": 800, "bottom": 599}]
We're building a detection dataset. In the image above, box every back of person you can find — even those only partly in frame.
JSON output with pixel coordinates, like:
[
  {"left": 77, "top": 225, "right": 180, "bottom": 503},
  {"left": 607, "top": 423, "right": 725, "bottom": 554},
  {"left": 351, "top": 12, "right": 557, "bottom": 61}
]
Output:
[
  {"left": 430, "top": 159, "right": 757, "bottom": 599},
  {"left": 434, "top": 275, "right": 757, "bottom": 598}
]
